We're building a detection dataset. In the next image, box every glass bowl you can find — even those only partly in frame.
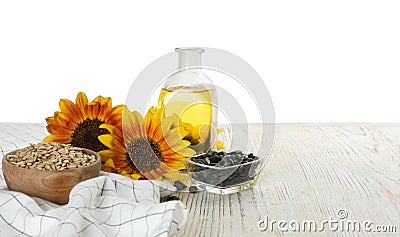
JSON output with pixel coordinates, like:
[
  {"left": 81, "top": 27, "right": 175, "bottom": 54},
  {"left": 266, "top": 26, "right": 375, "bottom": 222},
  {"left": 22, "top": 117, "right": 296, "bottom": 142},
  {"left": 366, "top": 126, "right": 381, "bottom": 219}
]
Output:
[{"left": 184, "top": 151, "right": 264, "bottom": 194}]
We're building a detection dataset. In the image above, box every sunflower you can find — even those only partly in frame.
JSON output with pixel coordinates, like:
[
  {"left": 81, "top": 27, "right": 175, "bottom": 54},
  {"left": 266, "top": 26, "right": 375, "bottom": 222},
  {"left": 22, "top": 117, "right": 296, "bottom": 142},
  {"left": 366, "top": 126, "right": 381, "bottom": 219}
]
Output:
[
  {"left": 177, "top": 121, "right": 225, "bottom": 152},
  {"left": 98, "top": 106, "right": 196, "bottom": 180},
  {"left": 43, "top": 92, "right": 123, "bottom": 152}
]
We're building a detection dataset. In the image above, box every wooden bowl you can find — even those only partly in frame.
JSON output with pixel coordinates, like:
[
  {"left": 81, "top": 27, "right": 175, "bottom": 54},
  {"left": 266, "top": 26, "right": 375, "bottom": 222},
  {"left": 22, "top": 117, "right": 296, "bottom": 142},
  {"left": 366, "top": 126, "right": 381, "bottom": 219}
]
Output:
[{"left": 2, "top": 148, "right": 101, "bottom": 204}]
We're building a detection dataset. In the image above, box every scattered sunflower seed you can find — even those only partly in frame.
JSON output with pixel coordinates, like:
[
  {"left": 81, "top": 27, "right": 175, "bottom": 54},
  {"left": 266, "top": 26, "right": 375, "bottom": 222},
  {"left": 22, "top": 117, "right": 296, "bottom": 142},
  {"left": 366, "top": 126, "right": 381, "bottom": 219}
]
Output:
[
  {"left": 173, "top": 180, "right": 187, "bottom": 191},
  {"left": 165, "top": 196, "right": 180, "bottom": 201},
  {"left": 189, "top": 186, "right": 198, "bottom": 193}
]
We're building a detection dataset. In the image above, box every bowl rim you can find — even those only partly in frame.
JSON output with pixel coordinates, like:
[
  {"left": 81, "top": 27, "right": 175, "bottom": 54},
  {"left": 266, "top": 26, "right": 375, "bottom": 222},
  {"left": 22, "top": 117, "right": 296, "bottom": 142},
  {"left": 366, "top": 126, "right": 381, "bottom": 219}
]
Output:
[
  {"left": 2, "top": 147, "right": 101, "bottom": 173},
  {"left": 184, "top": 152, "right": 262, "bottom": 170}
]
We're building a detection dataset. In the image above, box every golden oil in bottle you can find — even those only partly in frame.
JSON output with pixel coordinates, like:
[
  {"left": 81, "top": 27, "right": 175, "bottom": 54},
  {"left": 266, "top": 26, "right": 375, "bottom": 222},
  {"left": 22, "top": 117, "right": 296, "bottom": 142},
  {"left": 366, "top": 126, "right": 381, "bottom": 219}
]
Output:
[{"left": 158, "top": 85, "right": 215, "bottom": 153}]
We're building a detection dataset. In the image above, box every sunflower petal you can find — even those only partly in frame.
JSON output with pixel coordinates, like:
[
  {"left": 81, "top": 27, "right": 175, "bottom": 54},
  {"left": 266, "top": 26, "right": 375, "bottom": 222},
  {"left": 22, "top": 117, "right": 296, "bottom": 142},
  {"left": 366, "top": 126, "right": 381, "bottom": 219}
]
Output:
[
  {"left": 165, "top": 127, "right": 184, "bottom": 143},
  {"left": 98, "top": 149, "right": 125, "bottom": 163},
  {"left": 217, "top": 141, "right": 225, "bottom": 150},
  {"left": 165, "top": 162, "right": 186, "bottom": 171},
  {"left": 161, "top": 116, "right": 173, "bottom": 138},
  {"left": 162, "top": 145, "right": 195, "bottom": 157},
  {"left": 98, "top": 134, "right": 114, "bottom": 149},
  {"left": 46, "top": 124, "right": 73, "bottom": 136},
  {"left": 98, "top": 97, "right": 112, "bottom": 120},
  {"left": 45, "top": 116, "right": 56, "bottom": 125},
  {"left": 150, "top": 170, "right": 163, "bottom": 180},
  {"left": 59, "top": 99, "right": 84, "bottom": 123},
  {"left": 75, "top": 92, "right": 89, "bottom": 114},
  {"left": 160, "top": 139, "right": 190, "bottom": 152},
  {"left": 113, "top": 159, "right": 130, "bottom": 167},
  {"left": 149, "top": 108, "right": 164, "bottom": 134},
  {"left": 88, "top": 103, "right": 100, "bottom": 119},
  {"left": 152, "top": 123, "right": 165, "bottom": 143},
  {"left": 108, "top": 105, "right": 124, "bottom": 121},
  {"left": 53, "top": 112, "right": 76, "bottom": 129},
  {"left": 130, "top": 173, "right": 143, "bottom": 180},
  {"left": 122, "top": 109, "right": 144, "bottom": 139},
  {"left": 92, "top": 95, "right": 105, "bottom": 103},
  {"left": 163, "top": 167, "right": 186, "bottom": 180},
  {"left": 100, "top": 97, "right": 112, "bottom": 106},
  {"left": 132, "top": 111, "right": 145, "bottom": 137},
  {"left": 144, "top": 107, "right": 156, "bottom": 135},
  {"left": 178, "top": 147, "right": 196, "bottom": 157},
  {"left": 100, "top": 124, "right": 119, "bottom": 135},
  {"left": 169, "top": 114, "right": 180, "bottom": 129},
  {"left": 179, "top": 122, "right": 193, "bottom": 138},
  {"left": 143, "top": 172, "right": 155, "bottom": 180},
  {"left": 104, "top": 159, "right": 116, "bottom": 169},
  {"left": 148, "top": 115, "right": 160, "bottom": 138},
  {"left": 43, "top": 134, "right": 71, "bottom": 144}
]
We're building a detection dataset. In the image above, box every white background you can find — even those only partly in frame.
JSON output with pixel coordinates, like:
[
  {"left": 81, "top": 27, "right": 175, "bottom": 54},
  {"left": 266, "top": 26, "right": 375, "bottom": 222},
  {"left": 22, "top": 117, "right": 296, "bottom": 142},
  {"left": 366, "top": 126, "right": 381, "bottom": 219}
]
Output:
[{"left": 1, "top": 0, "right": 399, "bottom": 123}]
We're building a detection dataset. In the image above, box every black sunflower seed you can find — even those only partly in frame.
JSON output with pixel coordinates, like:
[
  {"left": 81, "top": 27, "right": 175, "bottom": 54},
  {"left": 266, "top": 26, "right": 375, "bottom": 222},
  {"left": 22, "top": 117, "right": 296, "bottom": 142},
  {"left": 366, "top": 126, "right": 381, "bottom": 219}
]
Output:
[
  {"left": 189, "top": 150, "right": 261, "bottom": 187},
  {"left": 165, "top": 196, "right": 180, "bottom": 201},
  {"left": 189, "top": 186, "right": 198, "bottom": 193},
  {"left": 209, "top": 156, "right": 221, "bottom": 164},
  {"left": 173, "top": 180, "right": 187, "bottom": 191}
]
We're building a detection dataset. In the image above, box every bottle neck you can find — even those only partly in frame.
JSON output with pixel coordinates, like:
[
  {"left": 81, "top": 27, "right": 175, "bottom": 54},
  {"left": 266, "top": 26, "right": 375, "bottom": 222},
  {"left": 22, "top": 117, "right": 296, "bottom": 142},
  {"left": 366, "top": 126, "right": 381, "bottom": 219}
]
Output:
[{"left": 176, "top": 48, "right": 204, "bottom": 70}]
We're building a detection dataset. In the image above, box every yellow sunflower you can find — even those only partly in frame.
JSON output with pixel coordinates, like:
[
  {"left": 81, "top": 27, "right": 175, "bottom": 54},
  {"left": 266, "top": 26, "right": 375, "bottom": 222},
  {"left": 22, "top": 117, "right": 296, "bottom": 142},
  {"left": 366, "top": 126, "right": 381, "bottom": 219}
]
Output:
[
  {"left": 98, "top": 106, "right": 196, "bottom": 180},
  {"left": 43, "top": 92, "right": 123, "bottom": 152},
  {"left": 177, "top": 121, "right": 225, "bottom": 152}
]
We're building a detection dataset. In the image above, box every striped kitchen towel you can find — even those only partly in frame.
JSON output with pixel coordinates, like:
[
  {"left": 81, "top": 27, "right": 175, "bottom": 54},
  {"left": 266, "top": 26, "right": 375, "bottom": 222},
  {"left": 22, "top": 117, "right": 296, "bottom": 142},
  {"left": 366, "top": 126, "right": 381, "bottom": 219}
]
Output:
[{"left": 0, "top": 172, "right": 187, "bottom": 237}]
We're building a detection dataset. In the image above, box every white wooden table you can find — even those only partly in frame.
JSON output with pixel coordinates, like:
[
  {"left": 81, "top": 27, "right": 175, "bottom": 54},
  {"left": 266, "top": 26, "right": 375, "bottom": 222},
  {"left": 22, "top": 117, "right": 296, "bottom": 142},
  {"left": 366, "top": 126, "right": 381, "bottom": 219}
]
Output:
[
  {"left": 176, "top": 124, "right": 400, "bottom": 236},
  {"left": 0, "top": 124, "right": 399, "bottom": 236}
]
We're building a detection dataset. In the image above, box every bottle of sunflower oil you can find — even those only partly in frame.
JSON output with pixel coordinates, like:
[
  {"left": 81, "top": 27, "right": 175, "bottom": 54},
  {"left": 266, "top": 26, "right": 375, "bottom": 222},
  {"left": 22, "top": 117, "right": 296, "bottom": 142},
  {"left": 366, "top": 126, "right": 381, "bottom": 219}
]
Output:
[{"left": 158, "top": 48, "right": 217, "bottom": 154}]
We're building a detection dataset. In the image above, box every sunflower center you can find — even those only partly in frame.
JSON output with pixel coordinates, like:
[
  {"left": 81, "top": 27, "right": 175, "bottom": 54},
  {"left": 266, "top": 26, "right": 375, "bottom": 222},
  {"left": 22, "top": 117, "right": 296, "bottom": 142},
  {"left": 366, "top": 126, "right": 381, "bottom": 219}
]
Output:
[
  {"left": 126, "top": 137, "right": 163, "bottom": 173},
  {"left": 71, "top": 118, "right": 109, "bottom": 152}
]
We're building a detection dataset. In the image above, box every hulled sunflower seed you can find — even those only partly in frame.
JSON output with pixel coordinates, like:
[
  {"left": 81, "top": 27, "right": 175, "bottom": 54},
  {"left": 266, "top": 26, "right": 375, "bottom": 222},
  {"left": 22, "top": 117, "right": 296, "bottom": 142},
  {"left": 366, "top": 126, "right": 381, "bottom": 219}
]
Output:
[{"left": 5, "top": 142, "right": 97, "bottom": 171}]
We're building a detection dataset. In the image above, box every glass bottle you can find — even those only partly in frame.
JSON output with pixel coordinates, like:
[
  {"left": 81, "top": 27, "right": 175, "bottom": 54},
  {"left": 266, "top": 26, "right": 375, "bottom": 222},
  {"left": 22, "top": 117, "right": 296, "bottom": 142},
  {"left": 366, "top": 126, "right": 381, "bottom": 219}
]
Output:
[{"left": 157, "top": 47, "right": 217, "bottom": 153}]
